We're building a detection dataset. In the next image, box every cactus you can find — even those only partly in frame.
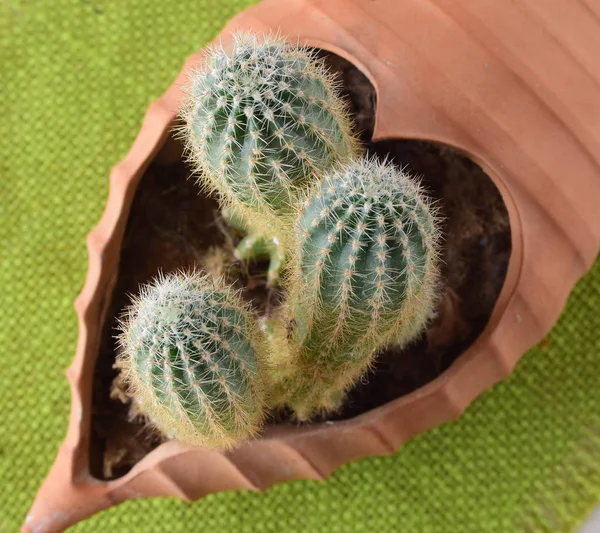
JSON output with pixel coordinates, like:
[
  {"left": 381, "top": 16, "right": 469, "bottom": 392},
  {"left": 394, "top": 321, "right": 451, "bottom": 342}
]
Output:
[
  {"left": 222, "top": 207, "right": 286, "bottom": 286},
  {"left": 278, "top": 157, "right": 441, "bottom": 419},
  {"left": 119, "top": 33, "right": 445, "bottom": 442},
  {"left": 117, "top": 271, "right": 268, "bottom": 449},
  {"left": 236, "top": 233, "right": 286, "bottom": 286},
  {"left": 182, "top": 32, "right": 358, "bottom": 249}
]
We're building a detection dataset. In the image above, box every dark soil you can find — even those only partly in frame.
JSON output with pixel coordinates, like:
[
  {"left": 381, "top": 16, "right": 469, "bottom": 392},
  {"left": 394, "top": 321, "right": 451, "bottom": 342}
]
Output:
[{"left": 89, "top": 52, "right": 511, "bottom": 479}]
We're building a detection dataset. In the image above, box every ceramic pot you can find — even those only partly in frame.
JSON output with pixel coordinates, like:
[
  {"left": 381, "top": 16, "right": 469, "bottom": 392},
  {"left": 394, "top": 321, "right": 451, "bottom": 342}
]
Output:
[{"left": 24, "top": 0, "right": 600, "bottom": 531}]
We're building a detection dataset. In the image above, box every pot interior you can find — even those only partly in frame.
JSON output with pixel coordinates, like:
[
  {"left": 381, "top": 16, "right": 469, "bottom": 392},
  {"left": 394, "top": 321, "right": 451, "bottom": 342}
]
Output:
[{"left": 89, "top": 51, "right": 512, "bottom": 480}]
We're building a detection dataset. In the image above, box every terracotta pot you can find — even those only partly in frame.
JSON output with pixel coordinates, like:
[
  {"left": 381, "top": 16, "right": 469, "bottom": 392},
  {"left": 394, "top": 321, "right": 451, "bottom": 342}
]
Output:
[{"left": 24, "top": 0, "right": 600, "bottom": 531}]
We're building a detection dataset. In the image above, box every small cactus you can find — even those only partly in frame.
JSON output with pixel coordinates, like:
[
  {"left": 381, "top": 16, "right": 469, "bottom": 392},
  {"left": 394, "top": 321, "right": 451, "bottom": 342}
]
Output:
[
  {"left": 117, "top": 271, "right": 268, "bottom": 449},
  {"left": 182, "top": 32, "right": 358, "bottom": 246},
  {"left": 222, "top": 208, "right": 286, "bottom": 286},
  {"left": 279, "top": 157, "right": 441, "bottom": 419}
]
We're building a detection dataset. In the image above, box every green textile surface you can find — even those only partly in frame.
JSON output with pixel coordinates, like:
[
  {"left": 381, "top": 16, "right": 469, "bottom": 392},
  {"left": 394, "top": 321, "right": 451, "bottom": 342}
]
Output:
[{"left": 1, "top": 1, "right": 599, "bottom": 531}]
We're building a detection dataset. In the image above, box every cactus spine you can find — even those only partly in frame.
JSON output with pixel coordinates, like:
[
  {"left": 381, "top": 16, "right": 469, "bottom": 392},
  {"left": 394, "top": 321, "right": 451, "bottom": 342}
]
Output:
[
  {"left": 279, "top": 158, "right": 441, "bottom": 419},
  {"left": 117, "top": 271, "right": 268, "bottom": 449},
  {"left": 182, "top": 32, "right": 358, "bottom": 247}
]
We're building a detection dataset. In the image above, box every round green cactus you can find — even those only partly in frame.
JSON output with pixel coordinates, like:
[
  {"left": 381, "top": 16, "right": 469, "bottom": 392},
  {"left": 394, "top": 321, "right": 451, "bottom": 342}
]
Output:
[
  {"left": 279, "top": 157, "right": 442, "bottom": 419},
  {"left": 182, "top": 32, "right": 358, "bottom": 245},
  {"left": 117, "top": 271, "right": 268, "bottom": 449}
]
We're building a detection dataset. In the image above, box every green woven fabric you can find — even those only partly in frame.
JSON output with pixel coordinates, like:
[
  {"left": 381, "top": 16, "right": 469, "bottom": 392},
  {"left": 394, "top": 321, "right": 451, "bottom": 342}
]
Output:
[{"left": 1, "top": 1, "right": 599, "bottom": 531}]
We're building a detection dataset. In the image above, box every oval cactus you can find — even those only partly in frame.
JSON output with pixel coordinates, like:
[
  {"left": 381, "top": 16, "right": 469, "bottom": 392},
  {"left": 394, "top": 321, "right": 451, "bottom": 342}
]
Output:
[
  {"left": 280, "top": 157, "right": 442, "bottom": 419},
  {"left": 182, "top": 31, "right": 358, "bottom": 245},
  {"left": 117, "top": 271, "right": 268, "bottom": 449}
]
